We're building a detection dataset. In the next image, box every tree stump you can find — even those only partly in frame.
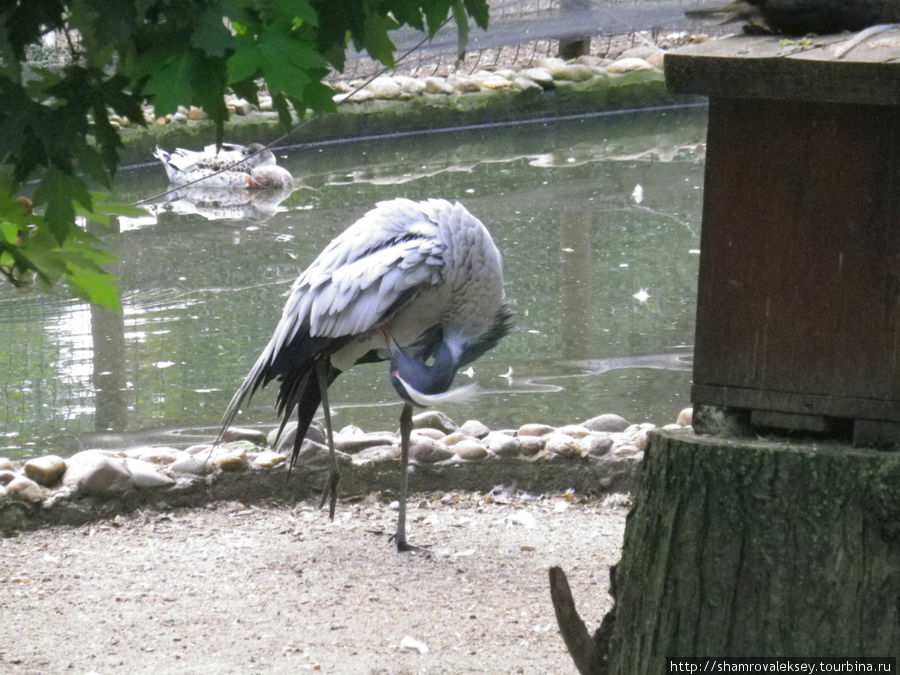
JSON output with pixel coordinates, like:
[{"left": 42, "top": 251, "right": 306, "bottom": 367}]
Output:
[{"left": 599, "top": 430, "right": 900, "bottom": 672}]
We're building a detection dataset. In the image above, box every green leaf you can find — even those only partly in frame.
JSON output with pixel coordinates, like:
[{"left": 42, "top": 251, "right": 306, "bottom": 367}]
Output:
[
  {"left": 192, "top": 6, "right": 235, "bottom": 56},
  {"left": 74, "top": 143, "right": 111, "bottom": 187},
  {"left": 66, "top": 266, "right": 120, "bottom": 311},
  {"left": 32, "top": 169, "right": 92, "bottom": 243},
  {"left": 226, "top": 38, "right": 262, "bottom": 83},
  {"left": 276, "top": 0, "right": 318, "bottom": 26},
  {"left": 362, "top": 12, "right": 399, "bottom": 67},
  {"left": 142, "top": 49, "right": 194, "bottom": 116}
]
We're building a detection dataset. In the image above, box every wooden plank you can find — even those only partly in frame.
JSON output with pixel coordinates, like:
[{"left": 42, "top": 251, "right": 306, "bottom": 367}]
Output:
[
  {"left": 665, "top": 30, "right": 900, "bottom": 105},
  {"left": 691, "top": 96, "right": 900, "bottom": 422}
]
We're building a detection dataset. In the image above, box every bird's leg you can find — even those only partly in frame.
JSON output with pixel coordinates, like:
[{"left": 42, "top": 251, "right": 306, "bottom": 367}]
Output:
[
  {"left": 392, "top": 402, "right": 429, "bottom": 554},
  {"left": 315, "top": 361, "right": 339, "bottom": 520}
]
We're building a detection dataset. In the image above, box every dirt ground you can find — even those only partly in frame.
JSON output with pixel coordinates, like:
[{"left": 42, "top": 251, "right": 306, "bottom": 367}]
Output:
[{"left": 1, "top": 490, "right": 628, "bottom": 674}]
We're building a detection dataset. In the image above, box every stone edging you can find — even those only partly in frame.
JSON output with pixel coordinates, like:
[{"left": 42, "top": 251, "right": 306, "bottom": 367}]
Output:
[{"left": 0, "top": 409, "right": 693, "bottom": 532}]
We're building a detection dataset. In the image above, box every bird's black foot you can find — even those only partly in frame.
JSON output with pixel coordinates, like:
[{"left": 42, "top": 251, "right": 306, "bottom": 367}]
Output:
[
  {"left": 319, "top": 468, "right": 340, "bottom": 520},
  {"left": 390, "top": 533, "right": 431, "bottom": 555}
]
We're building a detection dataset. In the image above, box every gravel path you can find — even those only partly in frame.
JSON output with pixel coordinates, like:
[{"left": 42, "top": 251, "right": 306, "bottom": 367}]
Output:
[{"left": 1, "top": 490, "right": 627, "bottom": 674}]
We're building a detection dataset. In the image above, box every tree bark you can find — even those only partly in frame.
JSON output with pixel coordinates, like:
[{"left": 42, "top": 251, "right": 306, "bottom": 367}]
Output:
[{"left": 595, "top": 430, "right": 900, "bottom": 673}]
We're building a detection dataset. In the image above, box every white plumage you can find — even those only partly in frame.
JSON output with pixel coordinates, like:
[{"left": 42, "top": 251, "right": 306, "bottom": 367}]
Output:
[{"left": 153, "top": 142, "right": 293, "bottom": 189}]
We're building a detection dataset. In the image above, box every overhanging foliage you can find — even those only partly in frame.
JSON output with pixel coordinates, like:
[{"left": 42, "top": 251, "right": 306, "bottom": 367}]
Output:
[{"left": 0, "top": 0, "right": 488, "bottom": 310}]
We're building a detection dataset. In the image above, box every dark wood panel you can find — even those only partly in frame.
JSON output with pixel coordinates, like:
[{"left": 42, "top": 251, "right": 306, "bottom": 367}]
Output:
[{"left": 692, "top": 97, "right": 900, "bottom": 421}]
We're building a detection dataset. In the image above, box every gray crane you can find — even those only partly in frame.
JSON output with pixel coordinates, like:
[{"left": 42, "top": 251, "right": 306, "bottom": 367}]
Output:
[{"left": 219, "top": 198, "right": 512, "bottom": 551}]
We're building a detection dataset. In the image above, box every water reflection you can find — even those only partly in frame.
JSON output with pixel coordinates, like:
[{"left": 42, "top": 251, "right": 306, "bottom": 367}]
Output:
[
  {"left": 144, "top": 184, "right": 295, "bottom": 225},
  {"left": 0, "top": 106, "right": 707, "bottom": 458}
]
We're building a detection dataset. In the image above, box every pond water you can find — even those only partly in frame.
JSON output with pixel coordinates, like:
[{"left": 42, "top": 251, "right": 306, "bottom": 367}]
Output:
[{"left": 0, "top": 105, "right": 707, "bottom": 459}]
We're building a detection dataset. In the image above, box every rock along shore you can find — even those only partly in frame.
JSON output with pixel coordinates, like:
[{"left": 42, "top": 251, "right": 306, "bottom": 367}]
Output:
[
  {"left": 115, "top": 48, "right": 701, "bottom": 165},
  {"left": 0, "top": 408, "right": 693, "bottom": 532}
]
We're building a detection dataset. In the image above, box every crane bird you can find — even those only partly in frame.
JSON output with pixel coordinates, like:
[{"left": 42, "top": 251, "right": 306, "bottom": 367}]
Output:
[{"left": 219, "top": 198, "right": 512, "bottom": 551}]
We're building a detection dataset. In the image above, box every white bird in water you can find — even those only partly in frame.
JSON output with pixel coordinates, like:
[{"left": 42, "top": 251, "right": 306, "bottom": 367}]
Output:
[
  {"left": 219, "top": 198, "right": 512, "bottom": 551},
  {"left": 153, "top": 142, "right": 293, "bottom": 189}
]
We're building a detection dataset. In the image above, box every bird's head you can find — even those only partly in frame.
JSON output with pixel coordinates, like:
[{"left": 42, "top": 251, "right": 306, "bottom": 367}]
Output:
[
  {"left": 383, "top": 330, "right": 477, "bottom": 407},
  {"left": 242, "top": 143, "right": 276, "bottom": 167}
]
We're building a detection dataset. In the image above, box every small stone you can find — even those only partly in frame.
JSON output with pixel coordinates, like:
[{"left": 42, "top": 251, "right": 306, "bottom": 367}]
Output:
[
  {"left": 459, "top": 419, "right": 490, "bottom": 439},
  {"left": 170, "top": 454, "right": 214, "bottom": 476},
  {"left": 447, "top": 74, "right": 481, "bottom": 92},
  {"left": 483, "top": 432, "right": 519, "bottom": 458},
  {"left": 517, "top": 423, "right": 555, "bottom": 437},
  {"left": 7, "top": 476, "right": 43, "bottom": 502},
  {"left": 481, "top": 75, "right": 513, "bottom": 89},
  {"left": 271, "top": 421, "right": 326, "bottom": 454},
  {"left": 611, "top": 443, "right": 643, "bottom": 459},
  {"left": 392, "top": 75, "right": 426, "bottom": 95},
  {"left": 211, "top": 446, "right": 248, "bottom": 472},
  {"left": 554, "top": 63, "right": 597, "bottom": 82},
  {"left": 0, "top": 485, "right": 6, "bottom": 500},
  {"left": 676, "top": 407, "right": 693, "bottom": 427},
  {"left": 253, "top": 451, "right": 286, "bottom": 469},
  {"left": 232, "top": 98, "right": 254, "bottom": 115},
  {"left": 494, "top": 68, "right": 517, "bottom": 81},
  {"left": 410, "top": 438, "right": 453, "bottom": 464},
  {"left": 258, "top": 95, "right": 273, "bottom": 110},
  {"left": 633, "top": 428, "right": 651, "bottom": 452},
  {"left": 536, "top": 56, "right": 567, "bottom": 74},
  {"left": 124, "top": 459, "right": 176, "bottom": 489},
  {"left": 187, "top": 106, "right": 207, "bottom": 120},
  {"left": 411, "top": 428, "right": 445, "bottom": 442},
  {"left": 352, "top": 445, "right": 400, "bottom": 465},
  {"left": 221, "top": 426, "right": 267, "bottom": 445},
  {"left": 155, "top": 116, "right": 169, "bottom": 125},
  {"left": 423, "top": 76, "right": 455, "bottom": 94},
  {"left": 292, "top": 440, "right": 350, "bottom": 468},
  {"left": 579, "top": 433, "right": 613, "bottom": 457},
  {"left": 70, "top": 456, "right": 134, "bottom": 496},
  {"left": 544, "top": 433, "right": 583, "bottom": 459},
  {"left": 453, "top": 439, "right": 488, "bottom": 461},
  {"left": 23, "top": 455, "right": 67, "bottom": 487},
  {"left": 336, "top": 432, "right": 397, "bottom": 454},
  {"left": 0, "top": 457, "right": 13, "bottom": 471},
  {"left": 367, "top": 76, "right": 402, "bottom": 99},
  {"left": 110, "top": 115, "right": 132, "bottom": 127},
  {"left": 335, "top": 88, "right": 375, "bottom": 103},
  {"left": 506, "top": 510, "right": 537, "bottom": 528},
  {"left": 441, "top": 431, "right": 468, "bottom": 446},
  {"left": 607, "top": 57, "right": 655, "bottom": 73},
  {"left": 0, "top": 469, "right": 16, "bottom": 485},
  {"left": 519, "top": 68, "right": 555, "bottom": 89},
  {"left": 558, "top": 424, "right": 592, "bottom": 439},
  {"left": 617, "top": 45, "right": 660, "bottom": 62},
  {"left": 513, "top": 76, "right": 543, "bottom": 91},
  {"left": 575, "top": 55, "right": 606, "bottom": 67},
  {"left": 136, "top": 447, "right": 184, "bottom": 465},
  {"left": 583, "top": 414, "right": 630, "bottom": 433},
  {"left": 400, "top": 635, "right": 429, "bottom": 654},
  {"left": 412, "top": 410, "right": 457, "bottom": 434},
  {"left": 518, "top": 435, "right": 545, "bottom": 457},
  {"left": 170, "top": 111, "right": 188, "bottom": 123}
]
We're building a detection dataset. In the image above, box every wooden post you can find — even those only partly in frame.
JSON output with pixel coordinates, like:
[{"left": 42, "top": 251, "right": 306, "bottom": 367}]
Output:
[{"left": 604, "top": 431, "right": 900, "bottom": 672}]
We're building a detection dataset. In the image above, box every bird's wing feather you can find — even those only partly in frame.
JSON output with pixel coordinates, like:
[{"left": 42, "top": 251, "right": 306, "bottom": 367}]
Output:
[{"left": 218, "top": 198, "right": 453, "bottom": 440}]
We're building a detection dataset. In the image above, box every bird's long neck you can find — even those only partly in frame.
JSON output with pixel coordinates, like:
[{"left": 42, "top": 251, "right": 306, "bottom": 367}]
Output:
[{"left": 389, "top": 339, "right": 457, "bottom": 403}]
